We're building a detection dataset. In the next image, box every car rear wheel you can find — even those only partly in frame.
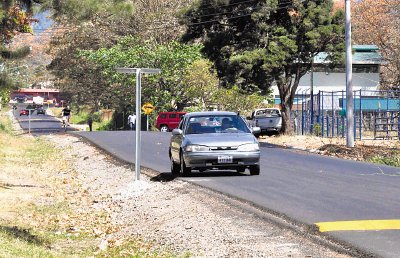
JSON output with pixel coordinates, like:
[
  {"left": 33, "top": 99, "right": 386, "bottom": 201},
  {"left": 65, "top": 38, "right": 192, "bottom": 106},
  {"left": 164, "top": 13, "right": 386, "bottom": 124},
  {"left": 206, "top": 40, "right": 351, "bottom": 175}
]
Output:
[
  {"left": 160, "top": 125, "right": 169, "bottom": 132},
  {"left": 170, "top": 153, "right": 180, "bottom": 175},
  {"left": 180, "top": 152, "right": 191, "bottom": 176},
  {"left": 250, "top": 165, "right": 260, "bottom": 175},
  {"left": 236, "top": 167, "right": 245, "bottom": 173}
]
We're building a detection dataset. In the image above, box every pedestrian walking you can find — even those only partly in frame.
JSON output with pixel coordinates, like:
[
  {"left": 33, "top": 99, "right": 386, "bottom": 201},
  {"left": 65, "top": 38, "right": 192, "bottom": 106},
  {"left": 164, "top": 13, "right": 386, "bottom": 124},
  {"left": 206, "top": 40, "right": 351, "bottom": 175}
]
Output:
[
  {"left": 128, "top": 113, "right": 136, "bottom": 130},
  {"left": 87, "top": 113, "right": 93, "bottom": 132}
]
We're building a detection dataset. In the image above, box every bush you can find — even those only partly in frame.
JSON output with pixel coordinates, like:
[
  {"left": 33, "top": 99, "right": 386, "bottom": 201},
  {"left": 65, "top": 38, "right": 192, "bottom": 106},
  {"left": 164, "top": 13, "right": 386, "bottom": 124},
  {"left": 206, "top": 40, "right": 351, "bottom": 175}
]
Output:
[
  {"left": 313, "top": 123, "right": 322, "bottom": 136},
  {"left": 367, "top": 154, "right": 400, "bottom": 167},
  {"left": 0, "top": 116, "right": 11, "bottom": 133}
]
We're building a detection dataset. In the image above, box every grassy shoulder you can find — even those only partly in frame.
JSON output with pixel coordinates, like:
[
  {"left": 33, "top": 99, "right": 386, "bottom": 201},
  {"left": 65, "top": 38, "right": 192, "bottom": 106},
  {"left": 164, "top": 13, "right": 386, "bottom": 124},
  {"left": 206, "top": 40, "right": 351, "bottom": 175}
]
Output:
[{"left": 0, "top": 113, "right": 177, "bottom": 257}]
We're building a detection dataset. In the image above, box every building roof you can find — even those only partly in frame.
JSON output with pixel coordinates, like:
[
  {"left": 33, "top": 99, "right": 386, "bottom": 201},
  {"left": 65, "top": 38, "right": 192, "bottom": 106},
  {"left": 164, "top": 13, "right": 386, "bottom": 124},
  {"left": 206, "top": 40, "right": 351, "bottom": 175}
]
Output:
[
  {"left": 14, "top": 88, "right": 59, "bottom": 93},
  {"left": 314, "top": 45, "right": 384, "bottom": 65}
]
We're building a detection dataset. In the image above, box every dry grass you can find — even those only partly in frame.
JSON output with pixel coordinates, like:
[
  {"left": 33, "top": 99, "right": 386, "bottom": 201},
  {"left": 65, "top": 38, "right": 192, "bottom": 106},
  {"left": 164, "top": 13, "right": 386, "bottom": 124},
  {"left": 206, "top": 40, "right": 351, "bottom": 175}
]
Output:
[
  {"left": 260, "top": 134, "right": 400, "bottom": 150},
  {"left": 0, "top": 113, "right": 177, "bottom": 257},
  {"left": 259, "top": 134, "right": 400, "bottom": 165}
]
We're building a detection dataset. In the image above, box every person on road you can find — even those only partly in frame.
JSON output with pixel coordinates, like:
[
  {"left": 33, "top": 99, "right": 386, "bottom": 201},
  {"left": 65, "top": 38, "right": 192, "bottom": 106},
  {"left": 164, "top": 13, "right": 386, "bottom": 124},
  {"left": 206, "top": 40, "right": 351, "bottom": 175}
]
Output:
[
  {"left": 61, "top": 106, "right": 71, "bottom": 125},
  {"left": 128, "top": 113, "right": 136, "bottom": 130},
  {"left": 87, "top": 113, "right": 93, "bottom": 132}
]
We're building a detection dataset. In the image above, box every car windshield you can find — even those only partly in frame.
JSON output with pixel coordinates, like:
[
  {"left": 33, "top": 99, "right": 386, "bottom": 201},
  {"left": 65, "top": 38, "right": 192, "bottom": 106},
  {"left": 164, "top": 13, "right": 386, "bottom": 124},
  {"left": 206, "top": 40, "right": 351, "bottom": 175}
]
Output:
[
  {"left": 255, "top": 109, "right": 280, "bottom": 117},
  {"left": 185, "top": 115, "right": 251, "bottom": 134}
]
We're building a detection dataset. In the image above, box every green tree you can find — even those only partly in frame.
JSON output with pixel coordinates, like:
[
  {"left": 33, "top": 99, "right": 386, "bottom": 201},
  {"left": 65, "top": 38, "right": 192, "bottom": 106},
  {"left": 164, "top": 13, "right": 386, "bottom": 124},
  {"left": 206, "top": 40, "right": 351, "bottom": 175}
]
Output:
[
  {"left": 182, "top": 0, "right": 344, "bottom": 133},
  {"left": 79, "top": 37, "right": 203, "bottom": 111},
  {"left": 213, "top": 85, "right": 266, "bottom": 114},
  {"left": 184, "top": 59, "right": 219, "bottom": 111},
  {"left": 1, "top": 0, "right": 38, "bottom": 100}
]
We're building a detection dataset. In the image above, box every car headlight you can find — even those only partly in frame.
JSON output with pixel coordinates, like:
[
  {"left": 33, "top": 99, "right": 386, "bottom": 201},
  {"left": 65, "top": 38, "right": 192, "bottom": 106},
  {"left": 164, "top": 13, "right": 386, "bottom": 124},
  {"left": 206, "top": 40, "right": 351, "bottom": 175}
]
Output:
[
  {"left": 237, "top": 143, "right": 259, "bottom": 152},
  {"left": 185, "top": 145, "right": 210, "bottom": 152}
]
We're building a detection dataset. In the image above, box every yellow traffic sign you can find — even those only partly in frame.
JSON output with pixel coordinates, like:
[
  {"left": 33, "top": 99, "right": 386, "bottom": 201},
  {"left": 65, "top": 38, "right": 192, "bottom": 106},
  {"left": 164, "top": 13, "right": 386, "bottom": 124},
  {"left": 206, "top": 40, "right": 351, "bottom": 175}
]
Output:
[{"left": 142, "top": 102, "right": 154, "bottom": 115}]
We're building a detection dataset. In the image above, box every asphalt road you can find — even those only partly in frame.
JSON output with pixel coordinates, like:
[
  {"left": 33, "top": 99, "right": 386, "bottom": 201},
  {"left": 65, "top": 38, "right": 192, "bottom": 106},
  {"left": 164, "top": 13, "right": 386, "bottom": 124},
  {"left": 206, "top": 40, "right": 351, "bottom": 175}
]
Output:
[
  {"left": 75, "top": 130, "right": 400, "bottom": 258},
  {"left": 14, "top": 104, "right": 69, "bottom": 133}
]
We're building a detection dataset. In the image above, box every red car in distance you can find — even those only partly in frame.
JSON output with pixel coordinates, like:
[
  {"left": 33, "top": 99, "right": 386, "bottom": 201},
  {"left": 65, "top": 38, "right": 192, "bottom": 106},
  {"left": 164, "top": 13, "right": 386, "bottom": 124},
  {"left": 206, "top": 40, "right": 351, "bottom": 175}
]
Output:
[
  {"left": 156, "top": 112, "right": 186, "bottom": 132},
  {"left": 19, "top": 109, "right": 29, "bottom": 116}
]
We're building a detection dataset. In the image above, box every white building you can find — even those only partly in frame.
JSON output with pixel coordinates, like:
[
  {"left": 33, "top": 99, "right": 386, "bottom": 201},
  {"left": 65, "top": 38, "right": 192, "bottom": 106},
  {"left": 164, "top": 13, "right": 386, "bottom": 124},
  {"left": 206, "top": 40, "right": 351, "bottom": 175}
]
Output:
[{"left": 272, "top": 45, "right": 384, "bottom": 108}]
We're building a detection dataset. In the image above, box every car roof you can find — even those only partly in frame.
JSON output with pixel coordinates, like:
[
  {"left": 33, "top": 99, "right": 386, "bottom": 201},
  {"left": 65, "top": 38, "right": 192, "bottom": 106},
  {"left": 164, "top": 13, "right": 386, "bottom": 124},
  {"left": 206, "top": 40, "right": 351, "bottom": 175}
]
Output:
[{"left": 185, "top": 111, "right": 238, "bottom": 118}]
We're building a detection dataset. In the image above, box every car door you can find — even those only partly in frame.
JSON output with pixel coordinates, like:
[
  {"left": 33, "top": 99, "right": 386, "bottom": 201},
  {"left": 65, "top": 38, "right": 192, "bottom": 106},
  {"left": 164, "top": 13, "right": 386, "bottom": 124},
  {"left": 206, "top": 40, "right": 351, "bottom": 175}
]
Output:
[
  {"left": 168, "top": 113, "right": 180, "bottom": 129},
  {"left": 170, "top": 117, "right": 186, "bottom": 161}
]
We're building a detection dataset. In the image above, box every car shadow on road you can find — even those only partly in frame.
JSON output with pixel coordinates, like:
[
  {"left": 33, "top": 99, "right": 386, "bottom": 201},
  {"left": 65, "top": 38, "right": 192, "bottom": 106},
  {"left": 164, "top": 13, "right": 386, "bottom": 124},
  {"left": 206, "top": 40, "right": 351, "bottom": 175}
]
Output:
[
  {"left": 150, "top": 170, "right": 249, "bottom": 182},
  {"left": 150, "top": 173, "right": 177, "bottom": 182}
]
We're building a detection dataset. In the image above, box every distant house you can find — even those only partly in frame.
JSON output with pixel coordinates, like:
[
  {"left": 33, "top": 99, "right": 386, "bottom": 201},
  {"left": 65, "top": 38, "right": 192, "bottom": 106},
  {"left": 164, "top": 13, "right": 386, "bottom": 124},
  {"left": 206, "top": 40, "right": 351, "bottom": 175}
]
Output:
[
  {"left": 10, "top": 88, "right": 60, "bottom": 103},
  {"left": 272, "top": 45, "right": 384, "bottom": 107}
]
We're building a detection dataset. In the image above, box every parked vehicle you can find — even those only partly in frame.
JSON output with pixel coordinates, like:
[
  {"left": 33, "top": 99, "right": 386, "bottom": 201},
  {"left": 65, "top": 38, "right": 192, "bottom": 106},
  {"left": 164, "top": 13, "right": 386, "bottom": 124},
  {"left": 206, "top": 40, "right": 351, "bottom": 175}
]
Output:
[
  {"left": 36, "top": 108, "right": 46, "bottom": 115},
  {"left": 249, "top": 108, "right": 282, "bottom": 137},
  {"left": 14, "top": 95, "right": 27, "bottom": 103},
  {"left": 19, "top": 109, "right": 29, "bottom": 116},
  {"left": 169, "top": 111, "right": 261, "bottom": 176},
  {"left": 156, "top": 111, "right": 186, "bottom": 132}
]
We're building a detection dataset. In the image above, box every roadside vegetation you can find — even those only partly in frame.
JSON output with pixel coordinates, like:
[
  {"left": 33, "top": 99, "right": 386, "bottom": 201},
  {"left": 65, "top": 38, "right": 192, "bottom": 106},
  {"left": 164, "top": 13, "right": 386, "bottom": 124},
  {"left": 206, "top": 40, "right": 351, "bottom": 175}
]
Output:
[
  {"left": 264, "top": 134, "right": 400, "bottom": 167},
  {"left": 0, "top": 113, "right": 178, "bottom": 257}
]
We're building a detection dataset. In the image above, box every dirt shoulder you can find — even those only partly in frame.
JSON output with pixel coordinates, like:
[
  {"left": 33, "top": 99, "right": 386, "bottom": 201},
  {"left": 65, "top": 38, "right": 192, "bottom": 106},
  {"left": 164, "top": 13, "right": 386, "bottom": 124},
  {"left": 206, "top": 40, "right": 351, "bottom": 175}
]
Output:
[
  {"left": 1, "top": 111, "right": 357, "bottom": 257},
  {"left": 259, "top": 134, "right": 400, "bottom": 164}
]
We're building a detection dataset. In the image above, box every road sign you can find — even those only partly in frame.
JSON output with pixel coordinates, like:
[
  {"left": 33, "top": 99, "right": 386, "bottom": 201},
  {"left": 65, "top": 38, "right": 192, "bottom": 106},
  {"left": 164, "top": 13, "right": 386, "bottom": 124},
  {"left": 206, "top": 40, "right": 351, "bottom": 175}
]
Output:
[{"left": 142, "top": 102, "right": 154, "bottom": 115}]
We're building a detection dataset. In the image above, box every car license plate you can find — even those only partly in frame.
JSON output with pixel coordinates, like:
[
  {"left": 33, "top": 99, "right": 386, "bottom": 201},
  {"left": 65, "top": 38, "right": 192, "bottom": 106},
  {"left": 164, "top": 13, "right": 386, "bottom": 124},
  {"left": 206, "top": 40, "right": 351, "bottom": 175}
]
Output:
[{"left": 218, "top": 155, "right": 233, "bottom": 163}]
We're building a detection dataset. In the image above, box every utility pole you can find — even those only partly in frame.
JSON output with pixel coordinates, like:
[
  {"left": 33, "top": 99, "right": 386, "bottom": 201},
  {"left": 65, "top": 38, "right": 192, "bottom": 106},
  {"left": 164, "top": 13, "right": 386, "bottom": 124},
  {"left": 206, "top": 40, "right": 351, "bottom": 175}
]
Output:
[{"left": 345, "top": 0, "right": 354, "bottom": 147}]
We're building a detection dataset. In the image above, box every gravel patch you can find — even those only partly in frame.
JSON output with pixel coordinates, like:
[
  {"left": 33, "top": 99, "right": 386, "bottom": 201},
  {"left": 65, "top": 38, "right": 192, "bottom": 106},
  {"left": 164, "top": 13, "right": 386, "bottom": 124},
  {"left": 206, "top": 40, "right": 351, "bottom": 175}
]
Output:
[{"left": 38, "top": 133, "right": 357, "bottom": 257}]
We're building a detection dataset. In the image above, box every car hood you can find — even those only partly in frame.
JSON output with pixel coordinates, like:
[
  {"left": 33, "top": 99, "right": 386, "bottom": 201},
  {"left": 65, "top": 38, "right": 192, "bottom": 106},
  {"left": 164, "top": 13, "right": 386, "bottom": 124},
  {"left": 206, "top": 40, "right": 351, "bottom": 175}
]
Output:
[{"left": 184, "top": 133, "right": 257, "bottom": 147}]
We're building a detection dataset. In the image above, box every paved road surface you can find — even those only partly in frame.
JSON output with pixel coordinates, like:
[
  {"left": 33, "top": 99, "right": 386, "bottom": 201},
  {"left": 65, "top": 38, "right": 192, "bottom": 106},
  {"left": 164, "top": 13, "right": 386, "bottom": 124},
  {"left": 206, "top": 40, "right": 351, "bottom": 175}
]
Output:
[
  {"left": 75, "top": 130, "right": 400, "bottom": 258},
  {"left": 14, "top": 104, "right": 71, "bottom": 133}
]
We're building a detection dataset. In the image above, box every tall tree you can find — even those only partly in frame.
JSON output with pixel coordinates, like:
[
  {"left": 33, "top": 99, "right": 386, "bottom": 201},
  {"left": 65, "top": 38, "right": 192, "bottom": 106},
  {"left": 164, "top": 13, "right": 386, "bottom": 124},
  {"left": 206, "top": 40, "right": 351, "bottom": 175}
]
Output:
[
  {"left": 80, "top": 37, "right": 203, "bottom": 111},
  {"left": 184, "top": 59, "right": 219, "bottom": 110},
  {"left": 182, "top": 0, "right": 344, "bottom": 133},
  {"left": 47, "top": 0, "right": 197, "bottom": 111},
  {"left": 352, "top": 0, "right": 399, "bottom": 89},
  {"left": 0, "top": 0, "right": 39, "bottom": 97}
]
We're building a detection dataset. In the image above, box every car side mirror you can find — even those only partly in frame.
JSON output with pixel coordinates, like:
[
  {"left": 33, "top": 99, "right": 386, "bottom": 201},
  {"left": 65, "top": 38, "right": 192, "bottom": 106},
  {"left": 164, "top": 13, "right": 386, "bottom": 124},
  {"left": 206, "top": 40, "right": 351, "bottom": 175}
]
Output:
[
  {"left": 246, "top": 116, "right": 252, "bottom": 120},
  {"left": 252, "top": 127, "right": 261, "bottom": 134},
  {"left": 172, "top": 129, "right": 183, "bottom": 135}
]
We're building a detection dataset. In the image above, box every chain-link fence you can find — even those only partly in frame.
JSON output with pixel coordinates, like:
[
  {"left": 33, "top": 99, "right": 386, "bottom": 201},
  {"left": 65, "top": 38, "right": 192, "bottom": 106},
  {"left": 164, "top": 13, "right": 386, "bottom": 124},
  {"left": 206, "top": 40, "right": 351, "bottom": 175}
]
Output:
[{"left": 293, "top": 90, "right": 400, "bottom": 139}]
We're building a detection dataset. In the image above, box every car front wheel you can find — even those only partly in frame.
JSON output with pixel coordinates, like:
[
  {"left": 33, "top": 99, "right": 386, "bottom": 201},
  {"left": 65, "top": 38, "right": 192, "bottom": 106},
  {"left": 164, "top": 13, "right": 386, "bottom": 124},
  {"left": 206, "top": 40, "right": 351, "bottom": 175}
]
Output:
[
  {"left": 170, "top": 153, "right": 180, "bottom": 175},
  {"left": 160, "top": 125, "right": 169, "bottom": 132},
  {"left": 250, "top": 165, "right": 260, "bottom": 175},
  {"left": 180, "top": 152, "right": 191, "bottom": 176}
]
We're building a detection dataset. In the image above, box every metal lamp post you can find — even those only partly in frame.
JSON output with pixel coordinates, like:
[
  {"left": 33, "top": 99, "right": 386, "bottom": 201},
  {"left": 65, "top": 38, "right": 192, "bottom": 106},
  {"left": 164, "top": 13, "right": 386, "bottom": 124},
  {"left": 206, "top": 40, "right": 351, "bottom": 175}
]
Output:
[{"left": 116, "top": 68, "right": 161, "bottom": 181}]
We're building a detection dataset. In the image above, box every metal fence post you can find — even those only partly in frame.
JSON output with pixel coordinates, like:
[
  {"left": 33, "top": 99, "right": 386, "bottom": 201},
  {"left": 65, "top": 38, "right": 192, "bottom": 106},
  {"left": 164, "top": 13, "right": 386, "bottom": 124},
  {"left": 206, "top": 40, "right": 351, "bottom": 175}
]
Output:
[
  {"left": 302, "top": 90, "right": 304, "bottom": 135},
  {"left": 332, "top": 91, "right": 334, "bottom": 137},
  {"left": 353, "top": 91, "right": 357, "bottom": 139},
  {"left": 321, "top": 91, "right": 324, "bottom": 137},
  {"left": 359, "top": 89, "right": 362, "bottom": 140}
]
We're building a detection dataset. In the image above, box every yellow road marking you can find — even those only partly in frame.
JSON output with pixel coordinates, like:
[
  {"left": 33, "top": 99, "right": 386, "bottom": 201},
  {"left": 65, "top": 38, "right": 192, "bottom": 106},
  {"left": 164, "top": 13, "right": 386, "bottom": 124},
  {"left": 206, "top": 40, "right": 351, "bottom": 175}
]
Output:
[{"left": 316, "top": 220, "right": 400, "bottom": 232}]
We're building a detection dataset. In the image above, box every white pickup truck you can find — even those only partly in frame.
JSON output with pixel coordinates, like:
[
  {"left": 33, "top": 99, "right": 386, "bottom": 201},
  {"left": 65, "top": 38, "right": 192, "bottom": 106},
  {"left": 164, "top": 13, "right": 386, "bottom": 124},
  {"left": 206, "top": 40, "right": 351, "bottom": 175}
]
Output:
[{"left": 249, "top": 108, "right": 282, "bottom": 136}]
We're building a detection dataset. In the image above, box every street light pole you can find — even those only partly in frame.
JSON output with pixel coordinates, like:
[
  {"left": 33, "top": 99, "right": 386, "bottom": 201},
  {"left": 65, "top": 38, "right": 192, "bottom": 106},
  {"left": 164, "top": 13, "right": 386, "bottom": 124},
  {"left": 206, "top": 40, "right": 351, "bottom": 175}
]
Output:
[
  {"left": 116, "top": 67, "right": 161, "bottom": 181},
  {"left": 135, "top": 69, "right": 142, "bottom": 181},
  {"left": 345, "top": 0, "right": 354, "bottom": 147}
]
